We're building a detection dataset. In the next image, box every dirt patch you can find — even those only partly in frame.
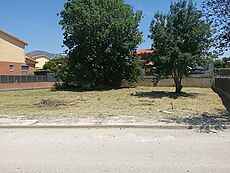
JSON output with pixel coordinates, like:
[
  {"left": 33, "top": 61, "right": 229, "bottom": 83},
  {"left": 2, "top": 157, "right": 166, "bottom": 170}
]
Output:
[{"left": 34, "top": 99, "right": 66, "bottom": 108}]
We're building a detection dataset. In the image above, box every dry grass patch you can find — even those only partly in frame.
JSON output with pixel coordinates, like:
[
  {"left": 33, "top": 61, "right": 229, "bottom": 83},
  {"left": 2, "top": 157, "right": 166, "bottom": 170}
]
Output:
[{"left": 0, "top": 87, "right": 225, "bottom": 119}]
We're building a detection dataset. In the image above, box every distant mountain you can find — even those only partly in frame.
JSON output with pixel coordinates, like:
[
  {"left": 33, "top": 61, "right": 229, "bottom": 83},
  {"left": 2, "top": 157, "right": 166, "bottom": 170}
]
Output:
[{"left": 26, "top": 50, "right": 57, "bottom": 59}]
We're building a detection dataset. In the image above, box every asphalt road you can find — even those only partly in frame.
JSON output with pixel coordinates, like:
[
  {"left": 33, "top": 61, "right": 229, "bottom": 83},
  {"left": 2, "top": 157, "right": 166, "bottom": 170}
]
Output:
[{"left": 0, "top": 128, "right": 230, "bottom": 173}]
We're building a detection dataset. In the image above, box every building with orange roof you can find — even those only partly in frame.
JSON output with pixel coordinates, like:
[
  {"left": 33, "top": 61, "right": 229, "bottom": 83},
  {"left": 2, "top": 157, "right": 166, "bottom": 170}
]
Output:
[{"left": 134, "top": 48, "right": 158, "bottom": 76}]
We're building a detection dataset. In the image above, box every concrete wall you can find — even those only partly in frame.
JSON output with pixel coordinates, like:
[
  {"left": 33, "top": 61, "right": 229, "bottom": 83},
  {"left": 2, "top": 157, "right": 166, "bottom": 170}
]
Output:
[
  {"left": 213, "top": 77, "right": 230, "bottom": 112},
  {"left": 139, "top": 76, "right": 212, "bottom": 88}
]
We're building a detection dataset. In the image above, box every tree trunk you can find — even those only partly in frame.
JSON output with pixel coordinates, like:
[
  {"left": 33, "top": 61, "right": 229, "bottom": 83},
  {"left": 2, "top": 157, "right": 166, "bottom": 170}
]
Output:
[{"left": 174, "top": 77, "right": 183, "bottom": 94}]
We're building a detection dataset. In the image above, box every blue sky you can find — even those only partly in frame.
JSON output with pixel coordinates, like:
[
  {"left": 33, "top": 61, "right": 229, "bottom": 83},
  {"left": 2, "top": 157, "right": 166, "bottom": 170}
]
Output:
[{"left": 0, "top": 0, "right": 203, "bottom": 54}]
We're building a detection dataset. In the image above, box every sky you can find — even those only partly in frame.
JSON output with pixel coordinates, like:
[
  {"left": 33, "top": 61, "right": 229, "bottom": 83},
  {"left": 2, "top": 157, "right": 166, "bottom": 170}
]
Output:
[{"left": 0, "top": 0, "right": 207, "bottom": 54}]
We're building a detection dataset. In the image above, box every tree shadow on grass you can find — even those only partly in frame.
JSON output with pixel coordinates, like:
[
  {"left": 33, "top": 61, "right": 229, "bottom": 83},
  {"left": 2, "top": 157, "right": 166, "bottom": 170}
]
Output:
[
  {"left": 132, "top": 90, "right": 199, "bottom": 99},
  {"left": 53, "top": 84, "right": 123, "bottom": 92}
]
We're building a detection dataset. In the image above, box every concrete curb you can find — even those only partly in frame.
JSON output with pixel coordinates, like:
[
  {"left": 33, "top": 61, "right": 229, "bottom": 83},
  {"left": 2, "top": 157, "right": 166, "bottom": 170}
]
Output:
[{"left": 0, "top": 124, "right": 229, "bottom": 129}]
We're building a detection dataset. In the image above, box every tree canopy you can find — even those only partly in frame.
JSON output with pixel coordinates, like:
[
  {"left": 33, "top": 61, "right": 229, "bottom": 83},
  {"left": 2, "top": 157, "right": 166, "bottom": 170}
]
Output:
[
  {"left": 43, "top": 55, "right": 65, "bottom": 72},
  {"left": 149, "top": 0, "right": 211, "bottom": 93},
  {"left": 59, "top": 0, "right": 142, "bottom": 89},
  {"left": 203, "top": 0, "right": 230, "bottom": 54}
]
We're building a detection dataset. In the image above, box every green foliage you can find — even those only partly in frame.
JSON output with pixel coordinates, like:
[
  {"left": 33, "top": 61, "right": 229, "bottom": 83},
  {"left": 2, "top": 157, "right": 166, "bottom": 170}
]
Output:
[
  {"left": 214, "top": 59, "right": 225, "bottom": 69},
  {"left": 149, "top": 0, "right": 211, "bottom": 93},
  {"left": 59, "top": 0, "right": 142, "bottom": 89},
  {"left": 126, "top": 58, "right": 142, "bottom": 83},
  {"left": 43, "top": 55, "right": 69, "bottom": 82},
  {"left": 223, "top": 57, "right": 230, "bottom": 68},
  {"left": 223, "top": 57, "right": 230, "bottom": 64},
  {"left": 203, "top": 0, "right": 230, "bottom": 54},
  {"left": 43, "top": 55, "right": 66, "bottom": 73}
]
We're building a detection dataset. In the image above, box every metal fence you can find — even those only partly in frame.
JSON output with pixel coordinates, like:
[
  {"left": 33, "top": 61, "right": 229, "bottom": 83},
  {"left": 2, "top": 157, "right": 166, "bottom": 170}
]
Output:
[{"left": 0, "top": 74, "right": 56, "bottom": 83}]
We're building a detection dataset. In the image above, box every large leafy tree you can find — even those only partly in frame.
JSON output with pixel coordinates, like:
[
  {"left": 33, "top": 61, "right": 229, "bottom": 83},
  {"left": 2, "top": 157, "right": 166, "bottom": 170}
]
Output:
[
  {"left": 149, "top": 0, "right": 211, "bottom": 93},
  {"left": 203, "top": 0, "right": 230, "bottom": 54},
  {"left": 59, "top": 0, "right": 142, "bottom": 88}
]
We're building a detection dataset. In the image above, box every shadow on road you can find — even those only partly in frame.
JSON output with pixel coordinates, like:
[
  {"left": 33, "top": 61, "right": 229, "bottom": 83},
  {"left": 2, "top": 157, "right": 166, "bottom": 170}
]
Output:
[{"left": 168, "top": 112, "right": 230, "bottom": 131}]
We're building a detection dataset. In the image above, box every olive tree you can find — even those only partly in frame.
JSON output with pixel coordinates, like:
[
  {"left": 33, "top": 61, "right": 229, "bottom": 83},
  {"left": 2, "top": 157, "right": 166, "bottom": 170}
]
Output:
[{"left": 149, "top": 0, "right": 211, "bottom": 93}]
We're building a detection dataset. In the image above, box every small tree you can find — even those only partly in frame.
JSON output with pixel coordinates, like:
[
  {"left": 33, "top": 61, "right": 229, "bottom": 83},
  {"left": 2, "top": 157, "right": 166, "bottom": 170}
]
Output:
[
  {"left": 43, "top": 55, "right": 66, "bottom": 74},
  {"left": 59, "top": 0, "right": 142, "bottom": 89},
  {"left": 203, "top": 0, "right": 230, "bottom": 54},
  {"left": 214, "top": 59, "right": 225, "bottom": 69},
  {"left": 149, "top": 0, "right": 211, "bottom": 93},
  {"left": 43, "top": 55, "right": 71, "bottom": 84}
]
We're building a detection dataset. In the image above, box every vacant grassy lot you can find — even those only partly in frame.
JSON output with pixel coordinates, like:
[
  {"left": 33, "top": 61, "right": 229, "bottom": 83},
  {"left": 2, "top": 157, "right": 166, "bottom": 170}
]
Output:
[{"left": 0, "top": 87, "right": 225, "bottom": 119}]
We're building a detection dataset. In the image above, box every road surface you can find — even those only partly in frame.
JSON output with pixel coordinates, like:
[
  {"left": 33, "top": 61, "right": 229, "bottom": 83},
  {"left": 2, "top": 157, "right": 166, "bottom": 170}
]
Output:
[{"left": 0, "top": 128, "right": 230, "bottom": 173}]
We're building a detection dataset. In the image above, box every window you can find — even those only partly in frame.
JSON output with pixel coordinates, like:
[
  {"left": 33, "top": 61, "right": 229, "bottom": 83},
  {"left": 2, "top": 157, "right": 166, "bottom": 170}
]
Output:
[
  {"left": 9, "top": 64, "right": 14, "bottom": 72},
  {"left": 21, "top": 64, "right": 29, "bottom": 71}
]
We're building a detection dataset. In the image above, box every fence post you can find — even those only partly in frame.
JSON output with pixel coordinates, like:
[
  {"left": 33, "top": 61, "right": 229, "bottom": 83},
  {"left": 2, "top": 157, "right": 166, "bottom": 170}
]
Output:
[{"left": 209, "top": 63, "right": 215, "bottom": 87}]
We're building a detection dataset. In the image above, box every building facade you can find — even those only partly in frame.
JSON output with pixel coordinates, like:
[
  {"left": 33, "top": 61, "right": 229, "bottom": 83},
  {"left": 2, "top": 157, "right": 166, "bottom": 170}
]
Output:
[
  {"left": 34, "top": 55, "right": 50, "bottom": 70},
  {"left": 26, "top": 51, "right": 51, "bottom": 70},
  {"left": 0, "top": 29, "right": 36, "bottom": 75}
]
